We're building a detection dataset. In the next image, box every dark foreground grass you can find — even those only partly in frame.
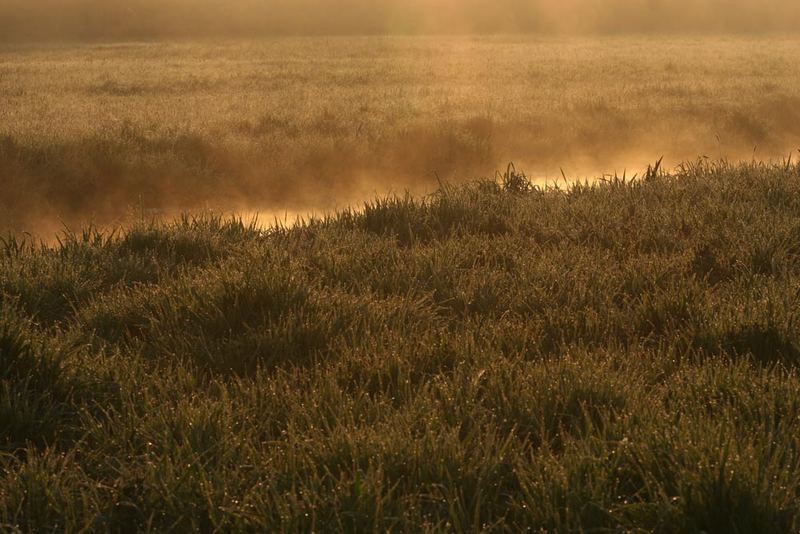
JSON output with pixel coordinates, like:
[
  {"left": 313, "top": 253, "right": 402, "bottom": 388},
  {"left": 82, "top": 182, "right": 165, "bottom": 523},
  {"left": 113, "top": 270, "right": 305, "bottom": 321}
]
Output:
[{"left": 2, "top": 160, "right": 800, "bottom": 531}]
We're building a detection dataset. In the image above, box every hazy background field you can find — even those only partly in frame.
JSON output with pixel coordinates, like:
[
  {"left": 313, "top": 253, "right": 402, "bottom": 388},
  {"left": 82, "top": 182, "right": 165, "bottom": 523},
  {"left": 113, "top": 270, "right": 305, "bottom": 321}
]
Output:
[{"left": 3, "top": 36, "right": 800, "bottom": 234}]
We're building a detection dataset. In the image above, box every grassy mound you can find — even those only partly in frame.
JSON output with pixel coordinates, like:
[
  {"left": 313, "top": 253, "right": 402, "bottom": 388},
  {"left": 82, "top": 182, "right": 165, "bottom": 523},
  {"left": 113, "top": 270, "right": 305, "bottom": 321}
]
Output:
[{"left": 2, "top": 160, "right": 800, "bottom": 531}]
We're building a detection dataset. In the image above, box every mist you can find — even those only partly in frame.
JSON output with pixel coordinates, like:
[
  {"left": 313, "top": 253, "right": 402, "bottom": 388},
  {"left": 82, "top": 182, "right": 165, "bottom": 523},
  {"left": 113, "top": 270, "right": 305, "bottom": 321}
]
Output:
[
  {"left": 2, "top": 0, "right": 800, "bottom": 42},
  {"left": 3, "top": 34, "right": 800, "bottom": 237},
  {"left": 3, "top": 3, "right": 800, "bottom": 236}
]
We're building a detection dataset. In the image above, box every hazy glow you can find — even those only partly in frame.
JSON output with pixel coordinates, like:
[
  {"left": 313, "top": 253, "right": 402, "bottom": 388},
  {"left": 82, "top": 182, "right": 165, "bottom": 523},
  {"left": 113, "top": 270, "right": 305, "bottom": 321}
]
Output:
[
  {"left": 3, "top": 35, "right": 800, "bottom": 236},
  {"left": 2, "top": 0, "right": 800, "bottom": 41},
  {"left": 3, "top": 2, "right": 800, "bottom": 235}
]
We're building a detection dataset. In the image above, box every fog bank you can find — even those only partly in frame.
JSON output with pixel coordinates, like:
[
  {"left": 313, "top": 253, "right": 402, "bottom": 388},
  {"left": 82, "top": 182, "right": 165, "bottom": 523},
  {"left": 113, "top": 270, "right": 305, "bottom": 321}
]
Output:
[{"left": 2, "top": 0, "right": 800, "bottom": 42}]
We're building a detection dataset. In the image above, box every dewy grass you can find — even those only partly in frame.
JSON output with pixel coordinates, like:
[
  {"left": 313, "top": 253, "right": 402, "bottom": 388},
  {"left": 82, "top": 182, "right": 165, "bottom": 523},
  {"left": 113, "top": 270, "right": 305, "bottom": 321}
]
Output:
[{"left": 1, "top": 159, "right": 800, "bottom": 531}]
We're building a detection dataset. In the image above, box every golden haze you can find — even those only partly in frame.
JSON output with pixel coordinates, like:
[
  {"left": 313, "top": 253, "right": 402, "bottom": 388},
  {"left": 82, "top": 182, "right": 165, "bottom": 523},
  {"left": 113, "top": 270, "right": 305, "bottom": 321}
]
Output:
[
  {"left": 2, "top": 36, "right": 800, "bottom": 234},
  {"left": 1, "top": 0, "right": 800, "bottom": 41}
]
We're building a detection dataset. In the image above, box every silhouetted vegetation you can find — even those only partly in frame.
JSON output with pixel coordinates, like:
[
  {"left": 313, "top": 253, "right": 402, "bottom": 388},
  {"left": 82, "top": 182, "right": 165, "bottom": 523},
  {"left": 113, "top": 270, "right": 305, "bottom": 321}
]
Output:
[{"left": 2, "top": 160, "right": 800, "bottom": 531}]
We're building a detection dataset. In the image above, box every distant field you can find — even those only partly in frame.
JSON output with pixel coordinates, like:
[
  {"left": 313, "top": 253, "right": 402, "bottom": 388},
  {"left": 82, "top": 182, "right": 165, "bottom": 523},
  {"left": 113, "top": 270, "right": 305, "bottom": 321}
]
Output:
[
  {"left": 2, "top": 161, "right": 800, "bottom": 530},
  {"left": 2, "top": 36, "right": 800, "bottom": 233}
]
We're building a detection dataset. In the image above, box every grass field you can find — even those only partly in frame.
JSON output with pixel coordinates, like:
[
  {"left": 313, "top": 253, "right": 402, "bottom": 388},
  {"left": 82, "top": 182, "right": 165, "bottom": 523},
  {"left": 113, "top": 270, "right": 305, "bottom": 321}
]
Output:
[
  {"left": 2, "top": 159, "right": 800, "bottom": 531},
  {"left": 3, "top": 36, "right": 800, "bottom": 233}
]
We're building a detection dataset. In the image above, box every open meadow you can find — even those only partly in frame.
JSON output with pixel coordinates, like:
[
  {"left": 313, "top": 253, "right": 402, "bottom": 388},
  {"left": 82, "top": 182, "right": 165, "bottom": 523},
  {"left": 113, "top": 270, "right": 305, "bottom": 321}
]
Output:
[{"left": 2, "top": 36, "right": 800, "bottom": 232}]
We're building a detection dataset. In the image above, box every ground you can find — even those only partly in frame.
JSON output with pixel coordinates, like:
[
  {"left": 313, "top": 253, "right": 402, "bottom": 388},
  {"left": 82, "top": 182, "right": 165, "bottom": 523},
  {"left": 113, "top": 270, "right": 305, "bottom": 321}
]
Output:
[{"left": 2, "top": 161, "right": 800, "bottom": 531}]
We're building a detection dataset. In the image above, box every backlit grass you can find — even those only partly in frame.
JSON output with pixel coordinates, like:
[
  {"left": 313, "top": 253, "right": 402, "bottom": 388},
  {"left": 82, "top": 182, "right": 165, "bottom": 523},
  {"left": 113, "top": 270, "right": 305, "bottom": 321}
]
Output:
[{"left": 2, "top": 160, "right": 800, "bottom": 531}]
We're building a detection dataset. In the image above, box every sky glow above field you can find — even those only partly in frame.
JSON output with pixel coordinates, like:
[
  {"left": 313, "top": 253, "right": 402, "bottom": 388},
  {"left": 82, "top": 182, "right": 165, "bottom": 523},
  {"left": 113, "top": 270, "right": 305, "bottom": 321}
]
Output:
[{"left": 1, "top": 0, "right": 800, "bottom": 40}]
